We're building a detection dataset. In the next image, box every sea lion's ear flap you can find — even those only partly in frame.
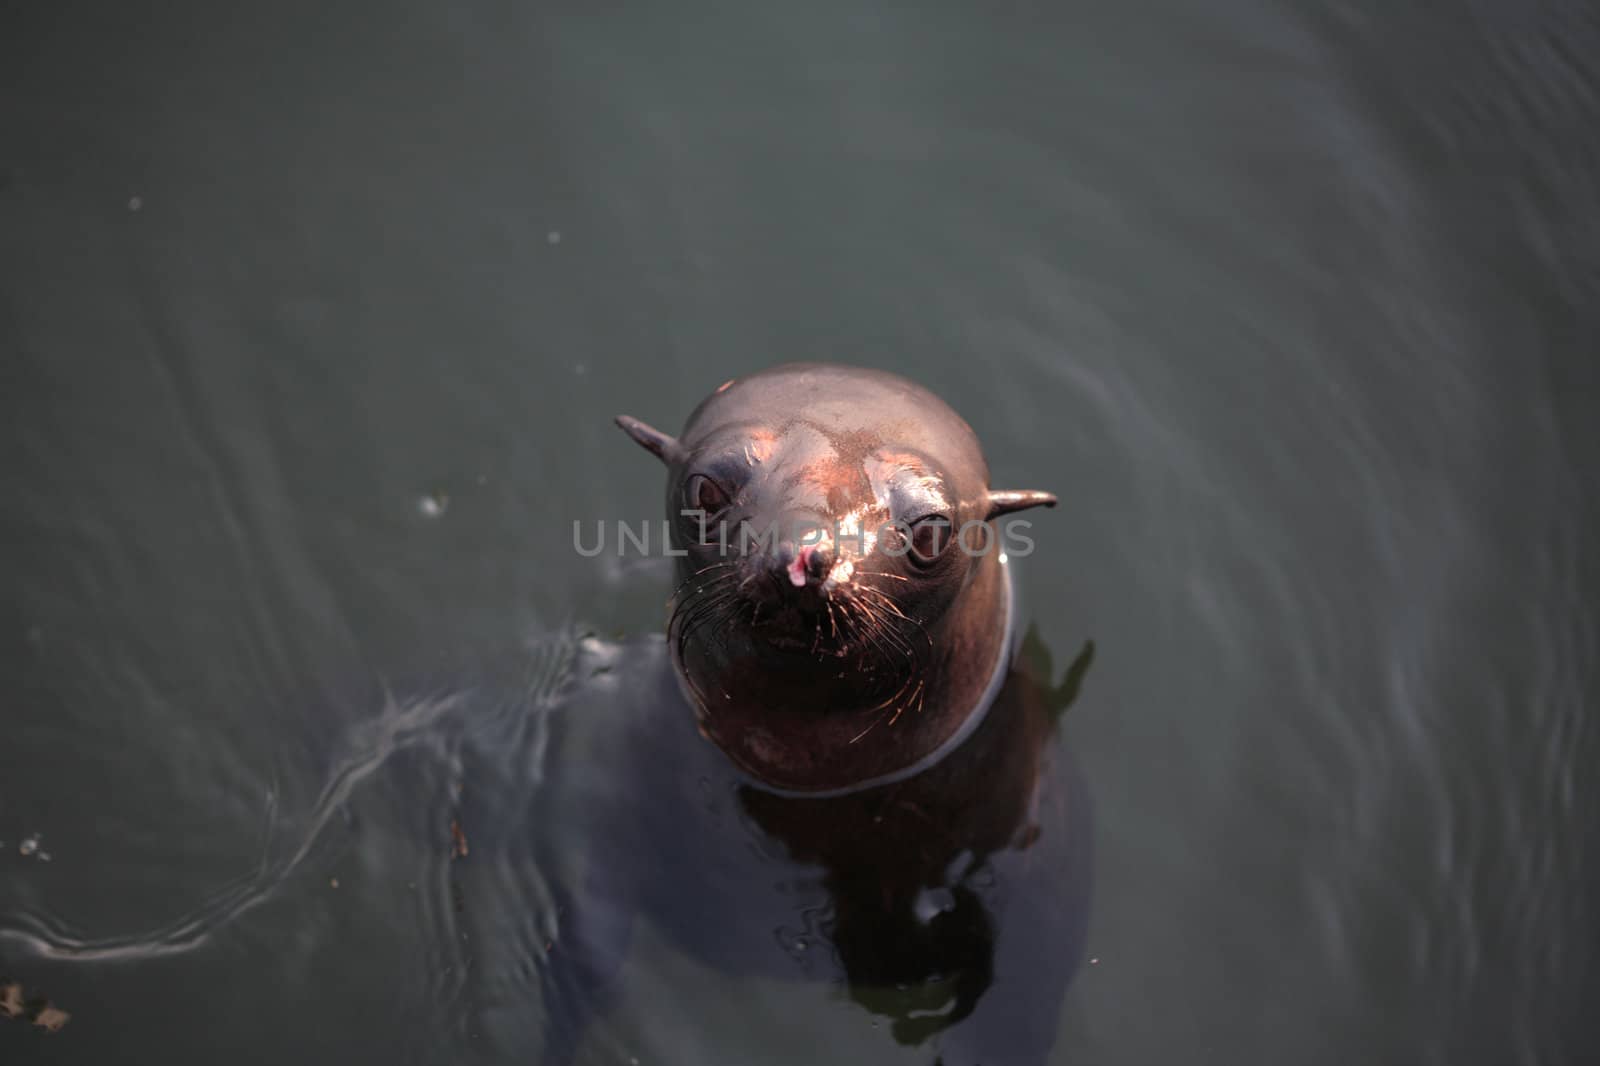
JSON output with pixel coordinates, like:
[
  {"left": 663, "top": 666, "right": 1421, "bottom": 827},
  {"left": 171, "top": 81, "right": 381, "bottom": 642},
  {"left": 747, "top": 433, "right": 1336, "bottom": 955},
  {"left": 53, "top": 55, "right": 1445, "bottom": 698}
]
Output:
[
  {"left": 987, "top": 489, "right": 1057, "bottom": 519},
  {"left": 615, "top": 415, "right": 685, "bottom": 465}
]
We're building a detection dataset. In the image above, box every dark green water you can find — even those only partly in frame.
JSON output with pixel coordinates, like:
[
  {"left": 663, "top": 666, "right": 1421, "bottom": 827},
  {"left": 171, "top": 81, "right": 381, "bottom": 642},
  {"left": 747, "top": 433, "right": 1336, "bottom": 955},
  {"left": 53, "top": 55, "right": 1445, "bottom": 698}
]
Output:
[{"left": 2, "top": 1, "right": 1596, "bottom": 1063}]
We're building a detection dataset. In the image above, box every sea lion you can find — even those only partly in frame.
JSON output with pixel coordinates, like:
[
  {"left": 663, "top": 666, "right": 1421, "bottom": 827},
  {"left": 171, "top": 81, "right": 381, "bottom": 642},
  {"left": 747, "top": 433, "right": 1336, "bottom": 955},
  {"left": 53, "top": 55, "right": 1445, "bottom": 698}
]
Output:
[
  {"left": 616, "top": 362, "right": 1059, "bottom": 793},
  {"left": 456, "top": 363, "right": 1093, "bottom": 1066}
]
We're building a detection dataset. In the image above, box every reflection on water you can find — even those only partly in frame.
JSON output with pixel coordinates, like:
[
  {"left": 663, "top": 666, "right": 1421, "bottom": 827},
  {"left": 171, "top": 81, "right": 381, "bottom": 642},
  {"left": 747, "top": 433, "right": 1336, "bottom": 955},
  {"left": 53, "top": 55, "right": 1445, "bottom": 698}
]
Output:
[
  {"left": 2, "top": 0, "right": 1596, "bottom": 1064},
  {"left": 735, "top": 637, "right": 1096, "bottom": 1050},
  {"left": 434, "top": 628, "right": 1092, "bottom": 1065}
]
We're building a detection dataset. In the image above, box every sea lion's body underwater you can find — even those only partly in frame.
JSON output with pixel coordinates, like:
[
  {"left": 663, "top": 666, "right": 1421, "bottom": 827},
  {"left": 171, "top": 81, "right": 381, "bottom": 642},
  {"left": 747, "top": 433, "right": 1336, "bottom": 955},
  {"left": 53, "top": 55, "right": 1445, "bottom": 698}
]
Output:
[{"left": 459, "top": 364, "right": 1094, "bottom": 1065}]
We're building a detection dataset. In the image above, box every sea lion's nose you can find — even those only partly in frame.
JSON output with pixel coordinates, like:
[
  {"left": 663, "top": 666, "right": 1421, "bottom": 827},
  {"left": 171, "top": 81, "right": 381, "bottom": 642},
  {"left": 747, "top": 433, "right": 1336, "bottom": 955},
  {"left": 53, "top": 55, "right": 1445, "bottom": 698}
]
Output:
[
  {"left": 785, "top": 542, "right": 833, "bottom": 588},
  {"left": 765, "top": 514, "right": 834, "bottom": 590}
]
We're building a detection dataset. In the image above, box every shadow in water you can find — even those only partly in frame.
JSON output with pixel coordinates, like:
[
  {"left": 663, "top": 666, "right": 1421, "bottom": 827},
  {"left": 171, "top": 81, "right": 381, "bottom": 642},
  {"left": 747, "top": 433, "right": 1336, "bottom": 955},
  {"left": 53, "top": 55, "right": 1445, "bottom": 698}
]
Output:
[{"left": 734, "top": 634, "right": 1097, "bottom": 1050}]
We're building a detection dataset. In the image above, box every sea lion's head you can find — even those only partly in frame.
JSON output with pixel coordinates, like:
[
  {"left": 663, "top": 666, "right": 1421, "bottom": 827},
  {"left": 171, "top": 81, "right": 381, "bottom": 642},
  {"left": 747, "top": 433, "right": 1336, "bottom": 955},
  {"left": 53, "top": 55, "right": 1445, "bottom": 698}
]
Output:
[{"left": 617, "top": 363, "right": 1055, "bottom": 792}]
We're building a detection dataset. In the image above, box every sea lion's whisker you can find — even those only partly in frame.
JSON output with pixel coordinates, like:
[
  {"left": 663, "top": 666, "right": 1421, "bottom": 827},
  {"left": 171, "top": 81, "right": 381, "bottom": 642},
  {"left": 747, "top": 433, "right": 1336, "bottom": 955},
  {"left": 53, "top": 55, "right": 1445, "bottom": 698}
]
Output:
[
  {"left": 668, "top": 577, "right": 740, "bottom": 621},
  {"left": 848, "top": 605, "right": 918, "bottom": 696},
  {"left": 847, "top": 698, "right": 897, "bottom": 745},
  {"left": 852, "top": 584, "right": 913, "bottom": 618},
  {"left": 669, "top": 561, "right": 737, "bottom": 602},
  {"left": 847, "top": 672, "right": 920, "bottom": 744},
  {"left": 668, "top": 578, "right": 737, "bottom": 620},
  {"left": 853, "top": 586, "right": 935, "bottom": 652},
  {"left": 852, "top": 585, "right": 928, "bottom": 636},
  {"left": 852, "top": 597, "right": 917, "bottom": 662},
  {"left": 676, "top": 588, "right": 739, "bottom": 634},
  {"left": 886, "top": 680, "right": 924, "bottom": 729},
  {"left": 669, "top": 584, "right": 743, "bottom": 657}
]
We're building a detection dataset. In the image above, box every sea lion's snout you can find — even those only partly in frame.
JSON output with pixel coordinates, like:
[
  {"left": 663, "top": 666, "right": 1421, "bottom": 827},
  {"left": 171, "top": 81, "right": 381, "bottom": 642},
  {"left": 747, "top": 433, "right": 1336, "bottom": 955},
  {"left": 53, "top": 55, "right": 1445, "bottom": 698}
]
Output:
[
  {"left": 738, "top": 532, "right": 846, "bottom": 654},
  {"left": 737, "top": 505, "right": 854, "bottom": 599},
  {"left": 740, "top": 535, "right": 834, "bottom": 601}
]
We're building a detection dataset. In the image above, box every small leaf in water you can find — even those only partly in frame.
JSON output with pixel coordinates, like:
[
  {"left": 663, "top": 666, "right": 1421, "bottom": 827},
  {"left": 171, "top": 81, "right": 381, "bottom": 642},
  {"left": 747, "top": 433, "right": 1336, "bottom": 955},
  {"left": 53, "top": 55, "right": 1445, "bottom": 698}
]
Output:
[{"left": 32, "top": 1004, "right": 69, "bottom": 1032}]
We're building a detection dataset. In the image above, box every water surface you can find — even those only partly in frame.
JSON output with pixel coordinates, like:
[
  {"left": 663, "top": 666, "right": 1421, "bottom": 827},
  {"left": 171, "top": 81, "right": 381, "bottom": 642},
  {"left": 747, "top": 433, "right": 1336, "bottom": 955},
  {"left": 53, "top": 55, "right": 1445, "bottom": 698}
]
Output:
[{"left": 2, "top": 1, "right": 1596, "bottom": 1063}]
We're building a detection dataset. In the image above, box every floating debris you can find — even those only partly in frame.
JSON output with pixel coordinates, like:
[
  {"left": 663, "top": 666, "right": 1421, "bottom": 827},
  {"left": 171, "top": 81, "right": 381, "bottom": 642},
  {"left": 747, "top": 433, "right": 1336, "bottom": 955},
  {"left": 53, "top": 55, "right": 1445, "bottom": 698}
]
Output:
[
  {"left": 330, "top": 878, "right": 340, "bottom": 889},
  {"left": 450, "top": 818, "right": 469, "bottom": 859},
  {"left": 128, "top": 195, "right": 143, "bottom": 212},
  {"left": 0, "top": 979, "right": 70, "bottom": 1032},
  {"left": 546, "top": 230, "right": 562, "bottom": 245},
  {"left": 417, "top": 492, "right": 449, "bottom": 518},
  {"left": 33, "top": 1004, "right": 70, "bottom": 1032},
  {"left": 18, "top": 835, "right": 38, "bottom": 857}
]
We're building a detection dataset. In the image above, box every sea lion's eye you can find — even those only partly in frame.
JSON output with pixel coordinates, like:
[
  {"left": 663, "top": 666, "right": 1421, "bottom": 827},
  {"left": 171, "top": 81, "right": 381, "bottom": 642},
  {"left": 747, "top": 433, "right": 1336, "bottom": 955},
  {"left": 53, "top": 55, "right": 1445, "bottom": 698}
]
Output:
[
  {"left": 908, "top": 515, "right": 952, "bottom": 564},
  {"left": 686, "top": 475, "right": 732, "bottom": 518}
]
